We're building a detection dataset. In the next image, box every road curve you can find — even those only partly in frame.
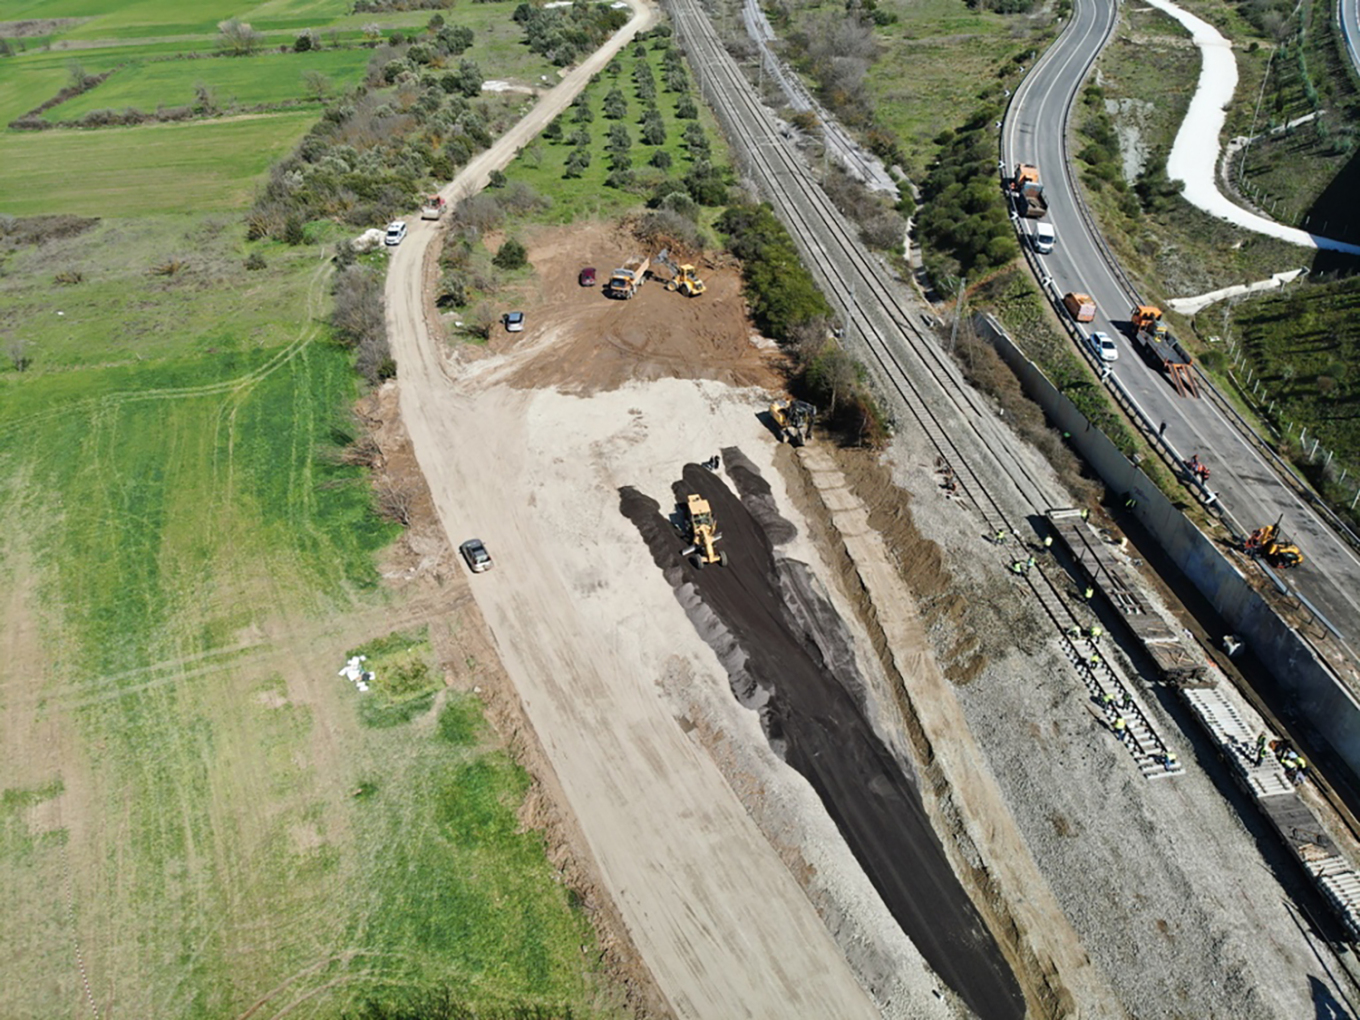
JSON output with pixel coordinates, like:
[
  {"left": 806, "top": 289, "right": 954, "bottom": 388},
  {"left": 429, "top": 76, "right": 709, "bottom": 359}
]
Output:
[
  {"left": 1341, "top": 0, "right": 1360, "bottom": 78},
  {"left": 1002, "top": 0, "right": 1360, "bottom": 657},
  {"left": 381, "top": 4, "right": 886, "bottom": 1017}
]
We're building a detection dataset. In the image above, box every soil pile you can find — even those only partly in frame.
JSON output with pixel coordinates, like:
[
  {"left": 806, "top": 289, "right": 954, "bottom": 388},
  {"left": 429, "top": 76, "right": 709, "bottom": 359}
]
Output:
[{"left": 621, "top": 455, "right": 1025, "bottom": 1020}]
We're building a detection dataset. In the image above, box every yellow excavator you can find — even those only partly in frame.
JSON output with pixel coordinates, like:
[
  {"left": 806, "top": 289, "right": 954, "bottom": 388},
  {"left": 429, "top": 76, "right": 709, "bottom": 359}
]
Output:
[
  {"left": 682, "top": 493, "right": 728, "bottom": 569},
  {"left": 654, "top": 248, "right": 707, "bottom": 297},
  {"left": 1244, "top": 517, "right": 1304, "bottom": 569},
  {"left": 770, "top": 399, "right": 817, "bottom": 446}
]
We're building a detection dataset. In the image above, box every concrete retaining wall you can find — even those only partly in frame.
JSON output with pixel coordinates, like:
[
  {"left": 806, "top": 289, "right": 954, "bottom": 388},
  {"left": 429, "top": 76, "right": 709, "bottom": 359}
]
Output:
[{"left": 975, "top": 314, "right": 1360, "bottom": 780}]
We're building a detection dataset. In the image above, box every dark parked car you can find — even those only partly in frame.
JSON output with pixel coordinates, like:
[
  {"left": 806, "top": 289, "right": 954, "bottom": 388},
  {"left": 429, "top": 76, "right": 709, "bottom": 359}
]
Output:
[{"left": 579, "top": 267, "right": 596, "bottom": 287}]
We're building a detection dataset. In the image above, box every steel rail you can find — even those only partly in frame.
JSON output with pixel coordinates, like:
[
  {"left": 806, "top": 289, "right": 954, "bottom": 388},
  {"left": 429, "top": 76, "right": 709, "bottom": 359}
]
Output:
[{"left": 668, "top": 0, "right": 1175, "bottom": 761}]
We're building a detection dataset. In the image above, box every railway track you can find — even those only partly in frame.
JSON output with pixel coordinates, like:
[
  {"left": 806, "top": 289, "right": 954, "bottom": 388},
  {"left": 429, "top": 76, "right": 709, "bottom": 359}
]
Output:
[{"left": 668, "top": 0, "right": 1179, "bottom": 769}]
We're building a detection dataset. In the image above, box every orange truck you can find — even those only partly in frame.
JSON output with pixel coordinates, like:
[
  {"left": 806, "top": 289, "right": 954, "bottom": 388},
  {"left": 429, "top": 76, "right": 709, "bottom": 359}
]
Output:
[
  {"left": 1063, "top": 292, "right": 1096, "bottom": 323},
  {"left": 1008, "top": 163, "right": 1049, "bottom": 219}
]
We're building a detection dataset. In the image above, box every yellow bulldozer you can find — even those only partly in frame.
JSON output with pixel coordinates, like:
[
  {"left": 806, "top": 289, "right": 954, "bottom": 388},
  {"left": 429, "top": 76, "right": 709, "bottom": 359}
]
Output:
[
  {"left": 681, "top": 493, "right": 727, "bottom": 569},
  {"left": 769, "top": 399, "right": 817, "bottom": 446},
  {"left": 653, "top": 248, "right": 706, "bottom": 297},
  {"left": 1244, "top": 517, "right": 1304, "bottom": 569}
]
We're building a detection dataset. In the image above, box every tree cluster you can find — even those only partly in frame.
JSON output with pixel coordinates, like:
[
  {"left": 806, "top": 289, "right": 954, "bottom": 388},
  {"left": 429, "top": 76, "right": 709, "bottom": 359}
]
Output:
[
  {"left": 820, "top": 166, "right": 907, "bottom": 253},
  {"left": 435, "top": 186, "right": 549, "bottom": 310},
  {"left": 718, "top": 203, "right": 885, "bottom": 444},
  {"left": 513, "top": 2, "right": 630, "bottom": 66},
  {"left": 915, "top": 107, "right": 1018, "bottom": 282},
  {"left": 249, "top": 43, "right": 494, "bottom": 239},
  {"left": 786, "top": 12, "right": 878, "bottom": 127},
  {"left": 717, "top": 204, "right": 833, "bottom": 340}
]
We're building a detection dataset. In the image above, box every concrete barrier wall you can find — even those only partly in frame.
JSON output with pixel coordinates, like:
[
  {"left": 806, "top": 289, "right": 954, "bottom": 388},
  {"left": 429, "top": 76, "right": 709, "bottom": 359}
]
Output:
[{"left": 974, "top": 315, "right": 1360, "bottom": 779}]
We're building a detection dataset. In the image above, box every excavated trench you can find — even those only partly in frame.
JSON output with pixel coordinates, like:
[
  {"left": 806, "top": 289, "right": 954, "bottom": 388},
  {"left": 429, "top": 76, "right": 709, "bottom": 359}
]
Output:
[{"left": 619, "top": 451, "right": 1025, "bottom": 1020}]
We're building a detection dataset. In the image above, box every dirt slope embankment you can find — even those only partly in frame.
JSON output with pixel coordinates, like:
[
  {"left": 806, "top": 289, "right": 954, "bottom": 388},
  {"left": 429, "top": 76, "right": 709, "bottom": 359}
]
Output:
[{"left": 621, "top": 455, "right": 1026, "bottom": 1020}]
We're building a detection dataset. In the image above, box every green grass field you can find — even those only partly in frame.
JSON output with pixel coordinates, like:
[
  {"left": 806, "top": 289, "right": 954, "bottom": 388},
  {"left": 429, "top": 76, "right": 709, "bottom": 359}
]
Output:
[
  {"left": 0, "top": 215, "right": 613, "bottom": 1015},
  {"left": 0, "top": 217, "right": 329, "bottom": 370},
  {"left": 0, "top": 114, "right": 318, "bottom": 215},
  {"left": 0, "top": 0, "right": 629, "bottom": 1010},
  {"left": 860, "top": 0, "right": 1056, "bottom": 175},
  {"left": 49, "top": 48, "right": 372, "bottom": 120},
  {"left": 1, "top": 0, "right": 351, "bottom": 40}
]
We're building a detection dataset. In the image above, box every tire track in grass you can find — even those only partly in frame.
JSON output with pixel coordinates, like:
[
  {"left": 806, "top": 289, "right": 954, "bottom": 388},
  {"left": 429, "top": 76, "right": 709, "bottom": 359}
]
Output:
[
  {"left": 2, "top": 250, "right": 344, "bottom": 1013},
  {"left": 0, "top": 254, "right": 334, "bottom": 444}
]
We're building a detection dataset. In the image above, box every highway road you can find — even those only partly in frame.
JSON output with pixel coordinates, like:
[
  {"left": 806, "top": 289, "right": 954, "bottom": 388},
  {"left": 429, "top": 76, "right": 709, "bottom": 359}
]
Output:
[
  {"left": 1001, "top": 0, "right": 1360, "bottom": 658},
  {"left": 1342, "top": 0, "right": 1360, "bottom": 78}
]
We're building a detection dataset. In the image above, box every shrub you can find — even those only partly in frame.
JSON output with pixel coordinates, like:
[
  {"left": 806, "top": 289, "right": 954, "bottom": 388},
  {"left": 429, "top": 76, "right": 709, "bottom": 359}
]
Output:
[
  {"left": 283, "top": 215, "right": 306, "bottom": 246},
  {"left": 332, "top": 264, "right": 392, "bottom": 385},
  {"left": 244, "top": 251, "right": 268, "bottom": 270},
  {"left": 492, "top": 238, "right": 527, "bottom": 270}
]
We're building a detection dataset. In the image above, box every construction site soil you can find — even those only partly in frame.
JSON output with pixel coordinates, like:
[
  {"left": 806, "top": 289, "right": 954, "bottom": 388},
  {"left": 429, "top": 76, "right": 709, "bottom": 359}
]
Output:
[
  {"left": 384, "top": 198, "right": 1359, "bottom": 1018},
  {"left": 620, "top": 455, "right": 1025, "bottom": 1019},
  {"left": 472, "top": 221, "right": 783, "bottom": 394}
]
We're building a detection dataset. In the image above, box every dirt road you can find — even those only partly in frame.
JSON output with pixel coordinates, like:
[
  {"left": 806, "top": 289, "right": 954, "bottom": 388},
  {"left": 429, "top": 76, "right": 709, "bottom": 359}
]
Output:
[{"left": 383, "top": 6, "right": 887, "bottom": 1015}]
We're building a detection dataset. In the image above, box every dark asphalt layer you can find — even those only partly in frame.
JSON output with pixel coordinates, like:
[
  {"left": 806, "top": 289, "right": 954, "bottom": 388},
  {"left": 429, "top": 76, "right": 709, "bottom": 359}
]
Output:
[{"left": 619, "top": 455, "right": 1025, "bottom": 1020}]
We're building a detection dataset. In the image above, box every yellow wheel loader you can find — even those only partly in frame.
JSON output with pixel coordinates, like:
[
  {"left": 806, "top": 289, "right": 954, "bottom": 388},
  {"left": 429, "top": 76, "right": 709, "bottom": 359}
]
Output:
[
  {"left": 654, "top": 248, "right": 707, "bottom": 297},
  {"left": 682, "top": 493, "right": 728, "bottom": 569}
]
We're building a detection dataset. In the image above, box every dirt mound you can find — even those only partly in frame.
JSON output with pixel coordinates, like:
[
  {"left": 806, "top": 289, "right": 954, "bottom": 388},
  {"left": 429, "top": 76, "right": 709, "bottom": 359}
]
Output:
[
  {"left": 620, "top": 456, "right": 1026, "bottom": 1020},
  {"left": 494, "top": 221, "right": 788, "bottom": 394}
]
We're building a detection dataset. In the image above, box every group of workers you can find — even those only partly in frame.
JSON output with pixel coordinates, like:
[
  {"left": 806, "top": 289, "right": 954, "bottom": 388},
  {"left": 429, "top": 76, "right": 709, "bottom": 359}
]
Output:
[
  {"left": 992, "top": 512, "right": 1182, "bottom": 771},
  {"left": 1185, "top": 454, "right": 1211, "bottom": 483},
  {"left": 1251, "top": 732, "right": 1310, "bottom": 785}
]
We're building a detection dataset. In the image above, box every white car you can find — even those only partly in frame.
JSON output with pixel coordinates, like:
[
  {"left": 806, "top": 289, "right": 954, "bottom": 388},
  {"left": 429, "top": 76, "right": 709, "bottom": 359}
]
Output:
[
  {"left": 503, "top": 311, "right": 525, "bottom": 333},
  {"left": 383, "top": 220, "right": 407, "bottom": 246},
  {"left": 1088, "top": 331, "right": 1119, "bottom": 362}
]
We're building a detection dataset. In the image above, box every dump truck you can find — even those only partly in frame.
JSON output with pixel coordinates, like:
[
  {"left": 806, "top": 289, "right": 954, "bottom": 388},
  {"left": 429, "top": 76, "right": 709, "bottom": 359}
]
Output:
[
  {"left": 1008, "top": 163, "right": 1049, "bottom": 218},
  {"left": 681, "top": 493, "right": 727, "bottom": 569},
  {"left": 1063, "top": 292, "right": 1096, "bottom": 323},
  {"left": 653, "top": 248, "right": 706, "bottom": 297},
  {"left": 420, "top": 195, "right": 446, "bottom": 220},
  {"left": 770, "top": 399, "right": 817, "bottom": 446},
  {"left": 1130, "top": 306, "right": 1198, "bottom": 397},
  {"left": 606, "top": 256, "right": 649, "bottom": 299}
]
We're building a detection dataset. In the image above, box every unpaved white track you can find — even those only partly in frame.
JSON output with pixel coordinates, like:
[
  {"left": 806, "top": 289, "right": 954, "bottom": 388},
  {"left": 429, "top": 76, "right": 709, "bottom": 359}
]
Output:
[{"left": 382, "top": 7, "right": 884, "bottom": 1015}]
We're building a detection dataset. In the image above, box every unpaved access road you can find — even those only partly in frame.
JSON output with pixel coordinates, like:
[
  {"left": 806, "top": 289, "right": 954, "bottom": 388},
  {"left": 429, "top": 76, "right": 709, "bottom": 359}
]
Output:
[{"left": 382, "top": 5, "right": 888, "bottom": 1015}]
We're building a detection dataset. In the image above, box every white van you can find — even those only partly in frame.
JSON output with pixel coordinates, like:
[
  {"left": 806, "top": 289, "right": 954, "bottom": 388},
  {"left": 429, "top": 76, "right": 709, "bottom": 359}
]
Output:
[{"left": 1031, "top": 222, "right": 1056, "bottom": 254}]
